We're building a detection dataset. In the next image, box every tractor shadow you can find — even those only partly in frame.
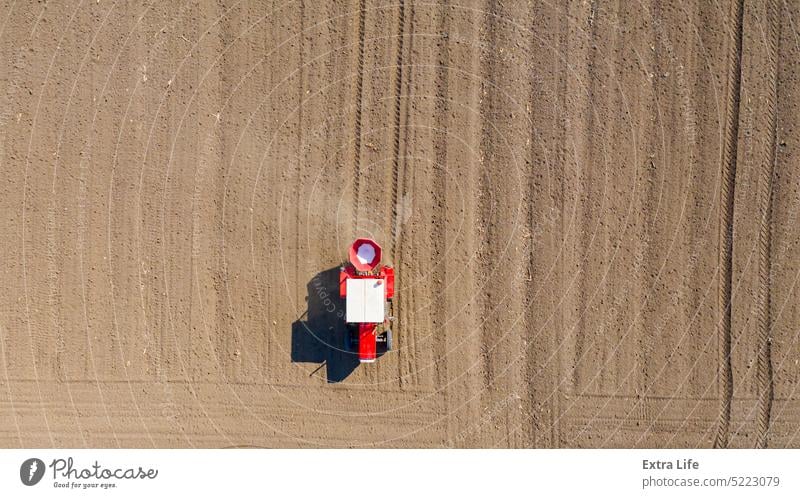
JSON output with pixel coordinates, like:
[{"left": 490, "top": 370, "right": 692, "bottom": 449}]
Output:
[{"left": 291, "top": 267, "right": 359, "bottom": 383}]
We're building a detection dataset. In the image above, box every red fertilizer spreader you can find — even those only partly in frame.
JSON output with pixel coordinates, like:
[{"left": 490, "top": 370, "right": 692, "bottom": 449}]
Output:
[{"left": 339, "top": 238, "right": 395, "bottom": 363}]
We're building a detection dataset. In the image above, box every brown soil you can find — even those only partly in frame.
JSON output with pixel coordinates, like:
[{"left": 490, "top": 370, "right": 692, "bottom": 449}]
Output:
[{"left": 0, "top": 1, "right": 798, "bottom": 448}]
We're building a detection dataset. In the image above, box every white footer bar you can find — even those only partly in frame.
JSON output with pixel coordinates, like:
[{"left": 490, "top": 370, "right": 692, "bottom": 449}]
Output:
[{"left": 1, "top": 449, "right": 797, "bottom": 497}]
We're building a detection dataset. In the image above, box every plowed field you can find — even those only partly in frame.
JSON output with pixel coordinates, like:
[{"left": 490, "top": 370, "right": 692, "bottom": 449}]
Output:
[{"left": 0, "top": 0, "right": 799, "bottom": 447}]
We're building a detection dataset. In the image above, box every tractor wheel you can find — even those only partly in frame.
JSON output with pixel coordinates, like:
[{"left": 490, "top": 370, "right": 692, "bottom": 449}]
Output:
[{"left": 385, "top": 329, "right": 393, "bottom": 351}]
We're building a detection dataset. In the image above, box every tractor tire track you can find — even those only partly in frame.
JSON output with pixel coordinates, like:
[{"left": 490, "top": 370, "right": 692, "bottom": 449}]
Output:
[
  {"left": 351, "top": 0, "right": 367, "bottom": 232},
  {"left": 522, "top": 2, "right": 567, "bottom": 448},
  {"left": 713, "top": 0, "right": 744, "bottom": 450},
  {"left": 390, "top": 0, "right": 417, "bottom": 387},
  {"left": 432, "top": 1, "right": 449, "bottom": 390},
  {"left": 755, "top": 0, "right": 781, "bottom": 449},
  {"left": 389, "top": 0, "right": 407, "bottom": 260},
  {"left": 477, "top": 1, "right": 500, "bottom": 394},
  {"left": 572, "top": 4, "right": 597, "bottom": 393}
]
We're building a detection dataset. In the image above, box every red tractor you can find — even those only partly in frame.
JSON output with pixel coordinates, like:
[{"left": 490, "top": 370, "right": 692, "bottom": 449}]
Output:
[{"left": 339, "top": 238, "right": 395, "bottom": 363}]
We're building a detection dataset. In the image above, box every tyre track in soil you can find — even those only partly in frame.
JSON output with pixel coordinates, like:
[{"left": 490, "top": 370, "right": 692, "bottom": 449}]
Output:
[
  {"left": 476, "top": 0, "right": 499, "bottom": 409},
  {"left": 558, "top": 0, "right": 595, "bottom": 447},
  {"left": 294, "top": 1, "right": 306, "bottom": 372},
  {"left": 754, "top": 0, "right": 781, "bottom": 449},
  {"left": 761, "top": 0, "right": 800, "bottom": 446},
  {"left": 729, "top": 0, "right": 791, "bottom": 448},
  {"left": 627, "top": 0, "right": 663, "bottom": 441},
  {"left": 431, "top": 0, "right": 449, "bottom": 394},
  {"left": 351, "top": 0, "right": 367, "bottom": 231},
  {"left": 267, "top": 3, "right": 317, "bottom": 386},
  {"left": 475, "top": 1, "right": 528, "bottom": 447},
  {"left": 569, "top": 0, "right": 598, "bottom": 394},
  {"left": 560, "top": 0, "right": 634, "bottom": 443},
  {"left": 388, "top": 0, "right": 407, "bottom": 260},
  {"left": 713, "top": 0, "right": 744, "bottom": 450},
  {"left": 295, "top": 1, "right": 356, "bottom": 384},
  {"left": 597, "top": 1, "right": 721, "bottom": 446},
  {"left": 352, "top": 2, "right": 402, "bottom": 387},
  {"left": 547, "top": 1, "right": 730, "bottom": 447},
  {"left": 435, "top": 4, "right": 484, "bottom": 446},
  {"left": 388, "top": 0, "right": 417, "bottom": 387},
  {"left": 522, "top": 1, "right": 566, "bottom": 448},
  {"left": 624, "top": 1, "right": 722, "bottom": 446}
]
